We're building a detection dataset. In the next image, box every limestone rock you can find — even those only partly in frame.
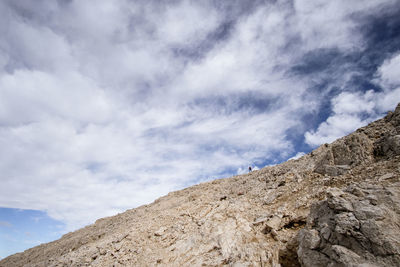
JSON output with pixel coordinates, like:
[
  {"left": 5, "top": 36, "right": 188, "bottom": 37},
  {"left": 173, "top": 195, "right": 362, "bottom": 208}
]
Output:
[
  {"left": 154, "top": 226, "right": 167, "bottom": 236},
  {"left": 298, "top": 184, "right": 400, "bottom": 267},
  {"left": 374, "top": 134, "right": 400, "bottom": 158}
]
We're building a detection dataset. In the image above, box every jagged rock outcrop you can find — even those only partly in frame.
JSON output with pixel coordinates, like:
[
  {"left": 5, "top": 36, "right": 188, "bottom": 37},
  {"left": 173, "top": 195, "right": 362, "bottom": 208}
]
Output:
[
  {"left": 314, "top": 132, "right": 374, "bottom": 176},
  {"left": 298, "top": 184, "right": 400, "bottom": 267},
  {"left": 1, "top": 103, "right": 400, "bottom": 267}
]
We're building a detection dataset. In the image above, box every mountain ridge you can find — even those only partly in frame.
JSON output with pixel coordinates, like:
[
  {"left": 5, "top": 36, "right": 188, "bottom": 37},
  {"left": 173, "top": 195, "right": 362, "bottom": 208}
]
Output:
[{"left": 1, "top": 103, "right": 400, "bottom": 267}]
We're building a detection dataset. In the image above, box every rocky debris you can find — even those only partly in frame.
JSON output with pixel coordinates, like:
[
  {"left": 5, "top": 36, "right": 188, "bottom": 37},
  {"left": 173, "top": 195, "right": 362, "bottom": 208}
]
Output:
[
  {"left": 386, "top": 103, "right": 400, "bottom": 127},
  {"left": 263, "top": 190, "right": 282, "bottom": 204},
  {"left": 374, "top": 134, "right": 400, "bottom": 158},
  {"left": 1, "top": 103, "right": 400, "bottom": 267},
  {"left": 262, "top": 215, "right": 282, "bottom": 233},
  {"left": 154, "top": 227, "right": 167, "bottom": 236},
  {"left": 319, "top": 164, "right": 351, "bottom": 176},
  {"left": 314, "top": 132, "right": 374, "bottom": 176},
  {"left": 298, "top": 184, "right": 400, "bottom": 267}
]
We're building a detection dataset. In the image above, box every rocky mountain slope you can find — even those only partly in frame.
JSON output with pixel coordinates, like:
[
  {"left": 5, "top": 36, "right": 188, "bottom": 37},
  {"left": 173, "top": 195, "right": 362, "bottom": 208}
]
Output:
[{"left": 1, "top": 103, "right": 400, "bottom": 267}]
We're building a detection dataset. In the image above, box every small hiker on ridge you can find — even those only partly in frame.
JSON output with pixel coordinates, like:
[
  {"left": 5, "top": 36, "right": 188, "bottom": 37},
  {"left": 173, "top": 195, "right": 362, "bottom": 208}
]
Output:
[{"left": 249, "top": 166, "right": 252, "bottom": 172}]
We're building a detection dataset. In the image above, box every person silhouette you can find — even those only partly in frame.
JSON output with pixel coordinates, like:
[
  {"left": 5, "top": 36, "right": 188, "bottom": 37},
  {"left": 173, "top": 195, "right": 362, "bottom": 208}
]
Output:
[{"left": 249, "top": 166, "right": 252, "bottom": 172}]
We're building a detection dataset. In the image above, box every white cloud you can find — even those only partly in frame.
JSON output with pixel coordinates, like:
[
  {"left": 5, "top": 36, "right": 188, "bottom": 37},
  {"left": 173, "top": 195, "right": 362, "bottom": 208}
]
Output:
[
  {"left": 377, "top": 53, "right": 400, "bottom": 87},
  {"left": 376, "top": 87, "right": 400, "bottom": 112},
  {"left": 156, "top": 1, "right": 221, "bottom": 45},
  {"left": 293, "top": 0, "right": 396, "bottom": 51},
  {"left": 331, "top": 90, "right": 376, "bottom": 115},
  {"left": 0, "top": 70, "right": 112, "bottom": 125},
  {"left": 305, "top": 49, "right": 400, "bottom": 148},
  {"left": 305, "top": 112, "right": 370, "bottom": 146},
  {"left": 305, "top": 88, "right": 400, "bottom": 147}
]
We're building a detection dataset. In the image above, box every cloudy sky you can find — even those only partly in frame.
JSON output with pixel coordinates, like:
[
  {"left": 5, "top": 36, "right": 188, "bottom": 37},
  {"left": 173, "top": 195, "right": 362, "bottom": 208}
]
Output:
[{"left": 1, "top": 0, "right": 400, "bottom": 258}]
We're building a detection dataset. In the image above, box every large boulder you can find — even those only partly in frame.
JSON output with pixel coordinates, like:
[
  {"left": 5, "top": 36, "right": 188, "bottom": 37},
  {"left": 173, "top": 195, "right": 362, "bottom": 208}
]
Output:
[
  {"left": 314, "top": 132, "right": 374, "bottom": 176},
  {"left": 374, "top": 134, "right": 400, "bottom": 158},
  {"left": 297, "top": 185, "right": 400, "bottom": 267}
]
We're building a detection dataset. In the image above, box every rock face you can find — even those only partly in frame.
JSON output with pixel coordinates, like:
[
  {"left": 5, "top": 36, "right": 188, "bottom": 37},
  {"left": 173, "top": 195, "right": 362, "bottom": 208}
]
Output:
[
  {"left": 1, "top": 103, "right": 400, "bottom": 267},
  {"left": 298, "top": 185, "right": 400, "bottom": 267}
]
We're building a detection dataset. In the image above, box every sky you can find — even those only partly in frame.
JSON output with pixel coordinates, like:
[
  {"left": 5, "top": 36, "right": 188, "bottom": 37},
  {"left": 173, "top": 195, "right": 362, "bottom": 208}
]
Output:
[{"left": 1, "top": 0, "right": 400, "bottom": 258}]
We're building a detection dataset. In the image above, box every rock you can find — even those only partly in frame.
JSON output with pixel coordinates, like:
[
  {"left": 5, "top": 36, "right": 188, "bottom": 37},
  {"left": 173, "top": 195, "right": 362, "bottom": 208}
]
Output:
[
  {"left": 389, "top": 103, "right": 400, "bottom": 126},
  {"left": 317, "top": 164, "right": 351, "bottom": 176},
  {"left": 231, "top": 263, "right": 247, "bottom": 267},
  {"left": 270, "top": 229, "right": 279, "bottom": 241},
  {"left": 345, "top": 185, "right": 365, "bottom": 197},
  {"left": 154, "top": 227, "right": 167, "bottom": 236},
  {"left": 253, "top": 216, "right": 268, "bottom": 225},
  {"left": 297, "top": 247, "right": 330, "bottom": 267},
  {"left": 297, "top": 184, "right": 400, "bottom": 267},
  {"left": 314, "top": 150, "right": 334, "bottom": 175},
  {"left": 332, "top": 142, "right": 353, "bottom": 165},
  {"left": 314, "top": 132, "right": 374, "bottom": 176},
  {"left": 334, "top": 212, "right": 360, "bottom": 235},
  {"left": 329, "top": 245, "right": 362, "bottom": 265},
  {"left": 326, "top": 164, "right": 351, "bottom": 176},
  {"left": 297, "top": 229, "right": 320, "bottom": 250},
  {"left": 374, "top": 135, "right": 400, "bottom": 158},
  {"left": 366, "top": 194, "right": 378, "bottom": 205},
  {"left": 327, "top": 194, "right": 353, "bottom": 212},
  {"left": 113, "top": 242, "right": 122, "bottom": 252},
  {"left": 263, "top": 191, "right": 282, "bottom": 204},
  {"left": 263, "top": 216, "right": 281, "bottom": 232},
  {"left": 98, "top": 247, "right": 107, "bottom": 256},
  {"left": 326, "top": 187, "right": 344, "bottom": 198},
  {"left": 379, "top": 173, "right": 395, "bottom": 181},
  {"left": 320, "top": 225, "right": 331, "bottom": 240},
  {"left": 352, "top": 202, "right": 385, "bottom": 221},
  {"left": 279, "top": 235, "right": 300, "bottom": 267}
]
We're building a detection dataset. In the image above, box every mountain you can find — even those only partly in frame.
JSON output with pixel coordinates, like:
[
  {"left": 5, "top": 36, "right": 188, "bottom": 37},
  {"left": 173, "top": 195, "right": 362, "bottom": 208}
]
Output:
[{"left": 1, "top": 103, "right": 400, "bottom": 267}]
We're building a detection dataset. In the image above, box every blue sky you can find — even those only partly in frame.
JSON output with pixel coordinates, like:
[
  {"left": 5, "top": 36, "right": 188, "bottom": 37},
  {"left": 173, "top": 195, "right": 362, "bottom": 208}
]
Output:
[
  {"left": 0, "top": 208, "right": 65, "bottom": 259},
  {"left": 1, "top": 0, "right": 400, "bottom": 258}
]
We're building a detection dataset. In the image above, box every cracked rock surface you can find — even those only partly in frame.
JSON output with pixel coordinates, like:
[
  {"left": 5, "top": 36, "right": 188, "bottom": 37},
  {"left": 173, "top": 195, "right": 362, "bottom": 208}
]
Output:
[
  {"left": 1, "top": 104, "right": 400, "bottom": 266},
  {"left": 297, "top": 184, "right": 400, "bottom": 267}
]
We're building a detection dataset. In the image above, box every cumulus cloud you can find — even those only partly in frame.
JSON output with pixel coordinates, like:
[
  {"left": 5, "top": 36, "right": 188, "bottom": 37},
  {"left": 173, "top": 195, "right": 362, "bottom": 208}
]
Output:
[
  {"left": 377, "top": 53, "right": 400, "bottom": 88},
  {"left": 305, "top": 87, "right": 400, "bottom": 147},
  {"left": 305, "top": 110, "right": 371, "bottom": 147},
  {"left": 0, "top": 0, "right": 399, "bottom": 232}
]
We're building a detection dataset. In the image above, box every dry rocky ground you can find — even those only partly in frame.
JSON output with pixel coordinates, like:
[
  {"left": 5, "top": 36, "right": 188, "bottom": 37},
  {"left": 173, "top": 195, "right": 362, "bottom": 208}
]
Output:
[{"left": 1, "top": 103, "right": 400, "bottom": 267}]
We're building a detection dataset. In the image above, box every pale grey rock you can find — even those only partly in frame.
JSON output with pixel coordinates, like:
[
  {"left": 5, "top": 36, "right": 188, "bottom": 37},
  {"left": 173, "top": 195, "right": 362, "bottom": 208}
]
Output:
[
  {"left": 327, "top": 195, "right": 353, "bottom": 212},
  {"left": 298, "top": 229, "right": 320, "bottom": 250},
  {"left": 253, "top": 216, "right": 269, "bottom": 225},
  {"left": 264, "top": 215, "right": 281, "bottom": 231},
  {"left": 374, "top": 134, "right": 400, "bottom": 158},
  {"left": 154, "top": 226, "right": 167, "bottom": 236},
  {"left": 334, "top": 212, "right": 360, "bottom": 235},
  {"left": 263, "top": 190, "right": 282, "bottom": 204},
  {"left": 379, "top": 173, "right": 395, "bottom": 181},
  {"left": 315, "top": 131, "right": 374, "bottom": 176},
  {"left": 329, "top": 244, "right": 361, "bottom": 265},
  {"left": 298, "top": 184, "right": 400, "bottom": 267},
  {"left": 327, "top": 187, "right": 344, "bottom": 198}
]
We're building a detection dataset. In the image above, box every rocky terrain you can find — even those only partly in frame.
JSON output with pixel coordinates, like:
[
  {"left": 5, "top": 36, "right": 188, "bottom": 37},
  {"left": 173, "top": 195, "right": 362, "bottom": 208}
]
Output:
[{"left": 1, "top": 103, "right": 400, "bottom": 267}]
